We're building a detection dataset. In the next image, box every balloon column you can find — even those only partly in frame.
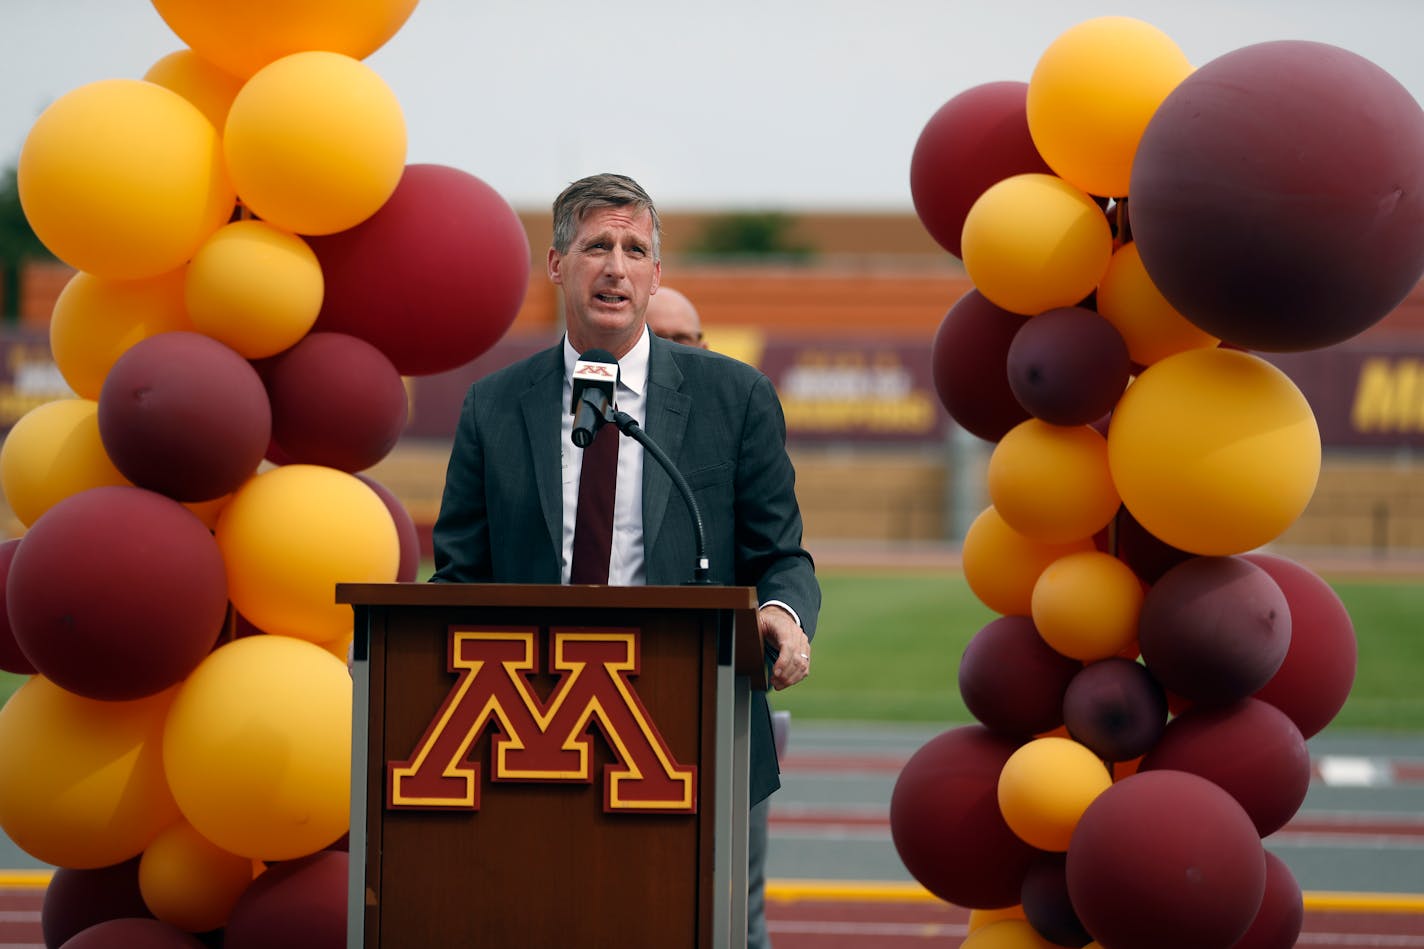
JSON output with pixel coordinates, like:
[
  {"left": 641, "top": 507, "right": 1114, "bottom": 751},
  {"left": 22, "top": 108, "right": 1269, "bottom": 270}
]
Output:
[
  {"left": 903, "top": 16, "right": 1423, "bottom": 949},
  {"left": 0, "top": 2, "right": 530, "bottom": 945}
]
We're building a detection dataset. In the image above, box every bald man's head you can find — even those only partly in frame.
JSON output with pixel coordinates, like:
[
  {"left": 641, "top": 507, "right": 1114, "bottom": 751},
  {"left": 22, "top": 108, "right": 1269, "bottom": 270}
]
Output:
[{"left": 645, "top": 286, "right": 706, "bottom": 348}]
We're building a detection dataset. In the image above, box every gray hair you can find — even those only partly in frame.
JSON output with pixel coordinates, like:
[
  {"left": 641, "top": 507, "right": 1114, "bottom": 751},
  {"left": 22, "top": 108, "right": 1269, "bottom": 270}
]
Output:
[{"left": 551, "top": 173, "right": 662, "bottom": 259}]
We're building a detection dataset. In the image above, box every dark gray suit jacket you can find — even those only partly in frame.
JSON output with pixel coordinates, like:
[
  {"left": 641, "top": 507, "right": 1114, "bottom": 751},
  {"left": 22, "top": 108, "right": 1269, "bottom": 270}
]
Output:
[{"left": 430, "top": 331, "right": 820, "bottom": 802}]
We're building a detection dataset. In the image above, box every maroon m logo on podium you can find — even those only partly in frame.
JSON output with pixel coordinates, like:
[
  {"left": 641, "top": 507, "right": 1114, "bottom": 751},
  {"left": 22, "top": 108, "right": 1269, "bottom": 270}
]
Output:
[{"left": 388, "top": 626, "right": 697, "bottom": 814}]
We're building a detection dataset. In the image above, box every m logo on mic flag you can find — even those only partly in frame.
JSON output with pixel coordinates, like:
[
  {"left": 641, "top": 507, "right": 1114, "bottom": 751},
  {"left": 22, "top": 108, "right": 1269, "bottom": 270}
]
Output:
[{"left": 387, "top": 625, "right": 697, "bottom": 814}]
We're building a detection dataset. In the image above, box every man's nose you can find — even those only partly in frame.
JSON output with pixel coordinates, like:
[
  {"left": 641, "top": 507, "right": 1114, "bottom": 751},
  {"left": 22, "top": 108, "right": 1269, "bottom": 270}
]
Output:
[{"left": 603, "top": 246, "right": 628, "bottom": 276}]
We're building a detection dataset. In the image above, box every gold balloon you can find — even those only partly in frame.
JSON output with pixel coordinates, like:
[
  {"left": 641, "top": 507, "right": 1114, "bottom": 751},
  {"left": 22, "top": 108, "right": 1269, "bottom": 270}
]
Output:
[
  {"left": 144, "top": 49, "right": 244, "bottom": 131},
  {"left": 997, "top": 736, "right": 1112, "bottom": 851},
  {"left": 215, "top": 464, "right": 399, "bottom": 643},
  {"left": 151, "top": 0, "right": 419, "bottom": 79},
  {"left": 162, "top": 636, "right": 353, "bottom": 861},
  {"left": 186, "top": 220, "right": 324, "bottom": 358},
  {"left": 18, "top": 79, "right": 234, "bottom": 279},
  {"left": 962, "top": 506, "right": 1095, "bottom": 616},
  {"left": 967, "top": 906, "right": 1028, "bottom": 933},
  {"left": 961, "top": 174, "right": 1113, "bottom": 316},
  {"left": 987, "top": 420, "right": 1120, "bottom": 544},
  {"left": 223, "top": 51, "right": 407, "bottom": 236},
  {"left": 1097, "top": 242, "right": 1218, "bottom": 366},
  {"left": 1108, "top": 348, "right": 1321, "bottom": 555},
  {"left": 49, "top": 268, "right": 193, "bottom": 400},
  {"left": 140, "top": 820, "right": 254, "bottom": 932},
  {"left": 961, "top": 917, "right": 1060, "bottom": 948},
  {"left": 0, "top": 399, "right": 130, "bottom": 527},
  {"left": 1031, "top": 551, "right": 1143, "bottom": 661},
  {"left": 0, "top": 677, "right": 180, "bottom": 868},
  {"left": 1027, "top": 17, "right": 1193, "bottom": 197}
]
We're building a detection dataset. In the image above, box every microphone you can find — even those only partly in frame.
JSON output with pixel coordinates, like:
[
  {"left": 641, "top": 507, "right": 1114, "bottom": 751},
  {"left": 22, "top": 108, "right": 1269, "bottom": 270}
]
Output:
[{"left": 570, "top": 349, "right": 618, "bottom": 448}]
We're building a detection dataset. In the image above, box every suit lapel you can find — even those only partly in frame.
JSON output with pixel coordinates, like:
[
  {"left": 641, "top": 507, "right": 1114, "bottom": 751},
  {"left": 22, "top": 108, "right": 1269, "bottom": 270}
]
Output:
[
  {"left": 642, "top": 336, "right": 690, "bottom": 567},
  {"left": 520, "top": 346, "right": 566, "bottom": 560}
]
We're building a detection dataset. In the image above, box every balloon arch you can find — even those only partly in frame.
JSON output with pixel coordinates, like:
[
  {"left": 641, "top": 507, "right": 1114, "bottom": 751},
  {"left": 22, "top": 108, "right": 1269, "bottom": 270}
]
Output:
[{"left": 905, "top": 16, "right": 1423, "bottom": 949}]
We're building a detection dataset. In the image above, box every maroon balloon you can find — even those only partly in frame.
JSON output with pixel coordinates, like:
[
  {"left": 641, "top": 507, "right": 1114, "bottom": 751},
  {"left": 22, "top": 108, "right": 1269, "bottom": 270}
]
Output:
[
  {"left": 225, "top": 850, "right": 346, "bottom": 949},
  {"left": 309, "top": 163, "right": 530, "bottom": 376},
  {"left": 1113, "top": 507, "right": 1193, "bottom": 584},
  {"left": 1131, "top": 41, "right": 1424, "bottom": 351},
  {"left": 1244, "top": 553, "right": 1357, "bottom": 738},
  {"left": 931, "top": 290, "right": 1032, "bottom": 442},
  {"left": 7, "top": 486, "right": 227, "bottom": 701},
  {"left": 264, "top": 332, "right": 408, "bottom": 472},
  {"left": 60, "top": 917, "right": 205, "bottom": 948},
  {"left": 42, "top": 857, "right": 153, "bottom": 949},
  {"left": 1021, "top": 852, "right": 1091, "bottom": 948},
  {"left": 1062, "top": 658, "right": 1167, "bottom": 762},
  {"left": 958, "top": 615, "right": 1081, "bottom": 739},
  {"left": 889, "top": 726, "right": 1037, "bottom": 908},
  {"left": 1138, "top": 556, "right": 1291, "bottom": 707},
  {"left": 1232, "top": 851, "right": 1305, "bottom": 949},
  {"left": 357, "top": 474, "right": 420, "bottom": 582},
  {"left": 909, "top": 82, "right": 1053, "bottom": 258},
  {"left": 1067, "top": 770, "right": 1266, "bottom": 949},
  {"left": 1140, "top": 698, "right": 1309, "bottom": 838},
  {"left": 0, "top": 539, "right": 35, "bottom": 675},
  {"left": 97, "top": 331, "right": 271, "bottom": 502},
  {"left": 1006, "top": 307, "right": 1130, "bottom": 425}
]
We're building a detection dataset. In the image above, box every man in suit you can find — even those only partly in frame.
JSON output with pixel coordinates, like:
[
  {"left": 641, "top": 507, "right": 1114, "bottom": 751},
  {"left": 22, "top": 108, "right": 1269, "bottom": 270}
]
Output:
[
  {"left": 431, "top": 171, "right": 818, "bottom": 811},
  {"left": 645, "top": 282, "right": 787, "bottom": 949}
]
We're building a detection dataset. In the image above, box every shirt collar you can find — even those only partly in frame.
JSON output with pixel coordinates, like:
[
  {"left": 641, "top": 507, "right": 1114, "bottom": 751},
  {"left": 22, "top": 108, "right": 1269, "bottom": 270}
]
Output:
[{"left": 562, "top": 324, "right": 649, "bottom": 398}]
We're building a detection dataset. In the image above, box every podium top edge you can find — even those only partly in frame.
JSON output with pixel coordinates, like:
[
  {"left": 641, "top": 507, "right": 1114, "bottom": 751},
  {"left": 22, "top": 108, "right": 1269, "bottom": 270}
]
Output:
[{"left": 335, "top": 582, "right": 760, "bottom": 612}]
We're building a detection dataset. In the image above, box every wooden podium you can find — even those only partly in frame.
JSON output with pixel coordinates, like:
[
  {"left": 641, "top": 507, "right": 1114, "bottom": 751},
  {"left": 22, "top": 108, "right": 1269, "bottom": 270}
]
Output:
[{"left": 337, "top": 582, "right": 765, "bottom": 949}]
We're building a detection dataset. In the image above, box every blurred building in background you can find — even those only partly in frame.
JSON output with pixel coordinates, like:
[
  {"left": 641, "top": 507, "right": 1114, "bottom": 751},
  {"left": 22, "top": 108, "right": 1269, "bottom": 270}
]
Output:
[{"left": 2, "top": 209, "right": 1421, "bottom": 558}]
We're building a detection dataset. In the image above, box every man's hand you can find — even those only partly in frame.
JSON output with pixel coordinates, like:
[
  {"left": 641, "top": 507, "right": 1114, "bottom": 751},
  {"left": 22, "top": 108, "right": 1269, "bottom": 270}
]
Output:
[{"left": 759, "top": 604, "right": 811, "bottom": 691}]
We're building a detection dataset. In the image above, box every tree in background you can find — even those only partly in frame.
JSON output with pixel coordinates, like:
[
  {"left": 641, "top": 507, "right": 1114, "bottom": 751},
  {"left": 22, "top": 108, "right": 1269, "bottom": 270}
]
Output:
[
  {"left": 0, "top": 166, "right": 54, "bottom": 320},
  {"left": 690, "top": 211, "right": 814, "bottom": 263}
]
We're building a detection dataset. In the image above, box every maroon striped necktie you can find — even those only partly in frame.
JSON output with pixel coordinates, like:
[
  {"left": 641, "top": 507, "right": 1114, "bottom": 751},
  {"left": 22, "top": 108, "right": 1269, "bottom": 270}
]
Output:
[{"left": 570, "top": 423, "right": 620, "bottom": 584}]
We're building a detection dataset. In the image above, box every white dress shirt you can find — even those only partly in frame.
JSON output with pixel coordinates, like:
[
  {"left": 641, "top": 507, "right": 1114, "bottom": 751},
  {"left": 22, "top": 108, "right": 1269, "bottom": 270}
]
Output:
[{"left": 560, "top": 327, "right": 648, "bottom": 585}]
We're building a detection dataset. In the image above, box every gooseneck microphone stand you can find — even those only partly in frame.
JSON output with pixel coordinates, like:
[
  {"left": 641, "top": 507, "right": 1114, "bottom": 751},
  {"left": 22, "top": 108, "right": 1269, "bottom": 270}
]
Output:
[{"left": 584, "top": 400, "right": 711, "bottom": 585}]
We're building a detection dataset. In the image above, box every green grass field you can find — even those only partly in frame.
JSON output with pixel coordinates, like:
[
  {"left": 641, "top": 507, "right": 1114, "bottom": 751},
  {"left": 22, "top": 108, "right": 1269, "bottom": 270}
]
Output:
[{"left": 1, "top": 567, "right": 1419, "bottom": 733}]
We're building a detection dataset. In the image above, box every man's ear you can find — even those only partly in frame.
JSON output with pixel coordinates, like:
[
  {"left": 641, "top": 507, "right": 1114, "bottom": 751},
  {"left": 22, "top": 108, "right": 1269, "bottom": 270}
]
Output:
[
  {"left": 650, "top": 260, "right": 661, "bottom": 295},
  {"left": 547, "top": 246, "right": 563, "bottom": 284}
]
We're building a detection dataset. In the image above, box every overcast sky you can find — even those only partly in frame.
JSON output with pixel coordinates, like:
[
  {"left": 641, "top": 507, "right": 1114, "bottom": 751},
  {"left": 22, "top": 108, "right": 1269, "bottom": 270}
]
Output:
[{"left": 3, "top": 1, "right": 1422, "bottom": 211}]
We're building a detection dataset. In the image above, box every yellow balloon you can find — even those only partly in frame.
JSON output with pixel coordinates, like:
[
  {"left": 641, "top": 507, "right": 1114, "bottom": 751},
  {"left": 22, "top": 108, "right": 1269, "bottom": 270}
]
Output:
[
  {"left": 1031, "top": 551, "right": 1144, "bottom": 661},
  {"left": 215, "top": 464, "right": 399, "bottom": 643},
  {"left": 997, "top": 736, "right": 1112, "bottom": 851},
  {"left": 140, "top": 819, "right": 254, "bottom": 932},
  {"left": 961, "top": 918, "right": 1058, "bottom": 948},
  {"left": 962, "top": 506, "right": 1095, "bottom": 616},
  {"left": 162, "top": 636, "right": 352, "bottom": 860},
  {"left": 224, "top": 51, "right": 407, "bottom": 236},
  {"left": 151, "top": 0, "right": 419, "bottom": 79},
  {"left": 186, "top": 221, "right": 324, "bottom": 358},
  {"left": 0, "top": 399, "right": 131, "bottom": 527},
  {"left": 0, "top": 677, "right": 180, "bottom": 868},
  {"left": 1027, "top": 17, "right": 1193, "bottom": 197},
  {"left": 1097, "top": 243, "right": 1218, "bottom": 366},
  {"left": 49, "top": 268, "right": 193, "bottom": 400},
  {"left": 961, "top": 174, "right": 1113, "bottom": 316},
  {"left": 968, "top": 906, "right": 1028, "bottom": 932},
  {"left": 18, "top": 79, "right": 235, "bottom": 279},
  {"left": 987, "top": 420, "right": 1120, "bottom": 544},
  {"left": 1107, "top": 348, "right": 1321, "bottom": 555},
  {"left": 144, "top": 49, "right": 245, "bottom": 131}
]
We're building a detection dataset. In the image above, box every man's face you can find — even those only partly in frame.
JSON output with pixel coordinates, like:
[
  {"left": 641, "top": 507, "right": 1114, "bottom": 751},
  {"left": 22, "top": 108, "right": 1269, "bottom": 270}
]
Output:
[{"left": 548, "top": 205, "right": 661, "bottom": 357}]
